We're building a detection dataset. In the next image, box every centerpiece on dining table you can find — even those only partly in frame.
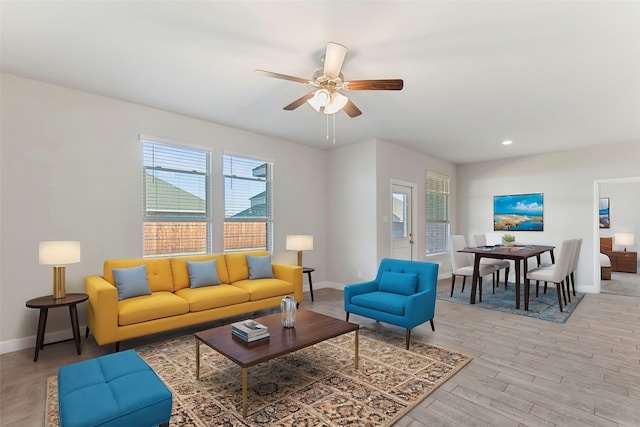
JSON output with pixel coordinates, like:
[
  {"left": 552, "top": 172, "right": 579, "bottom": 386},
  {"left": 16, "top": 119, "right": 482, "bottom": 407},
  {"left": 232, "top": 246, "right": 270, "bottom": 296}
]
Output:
[{"left": 502, "top": 233, "right": 516, "bottom": 247}]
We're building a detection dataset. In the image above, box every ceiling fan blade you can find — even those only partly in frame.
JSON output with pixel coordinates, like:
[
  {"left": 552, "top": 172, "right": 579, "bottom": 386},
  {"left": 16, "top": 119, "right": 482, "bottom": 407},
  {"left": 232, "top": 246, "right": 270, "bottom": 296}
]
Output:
[
  {"left": 283, "top": 92, "right": 315, "bottom": 110},
  {"left": 323, "top": 42, "right": 347, "bottom": 78},
  {"left": 342, "top": 99, "right": 362, "bottom": 118},
  {"left": 345, "top": 79, "right": 404, "bottom": 91},
  {"left": 255, "top": 69, "right": 311, "bottom": 84}
]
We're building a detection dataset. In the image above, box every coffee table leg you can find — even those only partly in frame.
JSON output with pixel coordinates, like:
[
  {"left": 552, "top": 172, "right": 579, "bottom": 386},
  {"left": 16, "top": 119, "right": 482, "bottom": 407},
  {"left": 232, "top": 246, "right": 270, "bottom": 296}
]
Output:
[
  {"left": 195, "top": 339, "right": 200, "bottom": 380},
  {"left": 355, "top": 328, "right": 359, "bottom": 369},
  {"left": 242, "top": 368, "right": 248, "bottom": 417}
]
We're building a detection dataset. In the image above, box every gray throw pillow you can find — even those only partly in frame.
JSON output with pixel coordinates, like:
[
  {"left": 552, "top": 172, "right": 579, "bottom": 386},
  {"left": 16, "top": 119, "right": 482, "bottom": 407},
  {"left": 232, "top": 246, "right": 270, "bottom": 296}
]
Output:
[
  {"left": 246, "top": 255, "right": 274, "bottom": 279},
  {"left": 112, "top": 265, "right": 152, "bottom": 300},
  {"left": 187, "top": 259, "right": 221, "bottom": 288}
]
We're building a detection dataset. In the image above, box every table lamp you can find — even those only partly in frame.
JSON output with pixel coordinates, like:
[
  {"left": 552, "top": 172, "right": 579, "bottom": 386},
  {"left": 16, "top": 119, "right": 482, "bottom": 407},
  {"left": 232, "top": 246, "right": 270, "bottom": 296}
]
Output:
[
  {"left": 39, "top": 241, "right": 81, "bottom": 299},
  {"left": 286, "top": 235, "right": 313, "bottom": 266},
  {"left": 614, "top": 233, "right": 634, "bottom": 252}
]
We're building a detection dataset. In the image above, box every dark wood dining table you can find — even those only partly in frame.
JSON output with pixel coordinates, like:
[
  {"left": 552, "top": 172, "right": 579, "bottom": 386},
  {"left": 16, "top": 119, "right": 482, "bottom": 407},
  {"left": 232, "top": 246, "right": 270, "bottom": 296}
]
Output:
[{"left": 458, "top": 245, "right": 555, "bottom": 310}]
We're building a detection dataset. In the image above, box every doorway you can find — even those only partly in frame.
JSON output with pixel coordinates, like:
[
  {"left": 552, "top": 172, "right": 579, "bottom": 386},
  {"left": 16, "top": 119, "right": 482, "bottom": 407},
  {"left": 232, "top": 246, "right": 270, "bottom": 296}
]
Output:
[{"left": 391, "top": 180, "right": 417, "bottom": 261}]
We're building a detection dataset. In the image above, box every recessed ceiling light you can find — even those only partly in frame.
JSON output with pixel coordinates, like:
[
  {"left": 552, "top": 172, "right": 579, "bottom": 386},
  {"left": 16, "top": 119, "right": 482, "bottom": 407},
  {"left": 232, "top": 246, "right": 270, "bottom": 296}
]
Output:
[{"left": 502, "top": 140, "right": 513, "bottom": 145}]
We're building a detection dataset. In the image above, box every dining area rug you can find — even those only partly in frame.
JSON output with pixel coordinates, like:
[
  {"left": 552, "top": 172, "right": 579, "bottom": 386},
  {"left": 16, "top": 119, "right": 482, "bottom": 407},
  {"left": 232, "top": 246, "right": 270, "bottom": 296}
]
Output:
[
  {"left": 437, "top": 282, "right": 584, "bottom": 323},
  {"left": 46, "top": 327, "right": 471, "bottom": 426}
]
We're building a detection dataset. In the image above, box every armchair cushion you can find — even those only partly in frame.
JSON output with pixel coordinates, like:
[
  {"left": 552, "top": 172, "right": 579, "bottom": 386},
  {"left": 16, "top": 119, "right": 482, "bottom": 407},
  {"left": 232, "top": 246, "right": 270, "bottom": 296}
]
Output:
[
  {"left": 351, "top": 292, "right": 406, "bottom": 316},
  {"left": 378, "top": 272, "right": 417, "bottom": 296}
]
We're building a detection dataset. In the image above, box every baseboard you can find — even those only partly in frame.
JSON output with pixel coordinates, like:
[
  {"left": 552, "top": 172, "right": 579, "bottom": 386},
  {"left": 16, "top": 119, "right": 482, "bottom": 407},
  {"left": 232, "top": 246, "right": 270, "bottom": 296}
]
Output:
[
  {"left": 313, "top": 281, "right": 344, "bottom": 290},
  {"left": 0, "top": 326, "right": 85, "bottom": 355}
]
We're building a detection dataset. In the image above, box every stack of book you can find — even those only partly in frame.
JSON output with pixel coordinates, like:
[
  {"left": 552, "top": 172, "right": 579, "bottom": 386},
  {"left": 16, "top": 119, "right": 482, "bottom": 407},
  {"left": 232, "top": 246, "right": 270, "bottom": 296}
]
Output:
[{"left": 232, "top": 319, "right": 269, "bottom": 342}]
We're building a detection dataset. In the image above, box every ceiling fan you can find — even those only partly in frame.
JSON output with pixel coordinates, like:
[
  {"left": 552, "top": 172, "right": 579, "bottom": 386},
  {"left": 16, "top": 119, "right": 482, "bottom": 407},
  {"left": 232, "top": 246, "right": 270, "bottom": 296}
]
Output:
[{"left": 255, "top": 42, "right": 403, "bottom": 118}]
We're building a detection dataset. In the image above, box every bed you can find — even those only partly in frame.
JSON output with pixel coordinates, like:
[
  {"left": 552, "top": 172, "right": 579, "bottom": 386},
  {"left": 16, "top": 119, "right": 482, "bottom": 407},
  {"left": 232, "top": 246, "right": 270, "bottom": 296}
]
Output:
[{"left": 600, "top": 237, "right": 612, "bottom": 280}]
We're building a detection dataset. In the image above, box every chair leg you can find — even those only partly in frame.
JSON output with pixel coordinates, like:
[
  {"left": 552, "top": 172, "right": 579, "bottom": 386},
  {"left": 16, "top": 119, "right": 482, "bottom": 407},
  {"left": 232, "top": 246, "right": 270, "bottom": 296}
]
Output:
[
  {"left": 430, "top": 319, "right": 435, "bottom": 331},
  {"left": 478, "top": 277, "right": 483, "bottom": 302},
  {"left": 346, "top": 312, "right": 350, "bottom": 322},
  {"left": 405, "top": 329, "right": 411, "bottom": 350},
  {"left": 505, "top": 268, "right": 510, "bottom": 290},
  {"left": 544, "top": 282, "right": 548, "bottom": 294},
  {"left": 535, "top": 280, "right": 539, "bottom": 297},
  {"left": 570, "top": 272, "right": 576, "bottom": 296},
  {"left": 85, "top": 326, "right": 90, "bottom": 338},
  {"left": 492, "top": 272, "right": 496, "bottom": 294},
  {"left": 555, "top": 283, "right": 564, "bottom": 312},
  {"left": 565, "top": 276, "right": 571, "bottom": 303},
  {"left": 450, "top": 275, "right": 456, "bottom": 297},
  {"left": 461, "top": 276, "right": 466, "bottom": 293},
  {"left": 561, "top": 279, "right": 567, "bottom": 306}
]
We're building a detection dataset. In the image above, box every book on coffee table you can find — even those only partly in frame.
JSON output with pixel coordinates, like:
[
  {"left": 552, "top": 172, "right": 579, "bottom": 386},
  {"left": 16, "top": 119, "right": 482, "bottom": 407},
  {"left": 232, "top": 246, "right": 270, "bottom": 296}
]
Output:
[{"left": 231, "top": 320, "right": 269, "bottom": 342}]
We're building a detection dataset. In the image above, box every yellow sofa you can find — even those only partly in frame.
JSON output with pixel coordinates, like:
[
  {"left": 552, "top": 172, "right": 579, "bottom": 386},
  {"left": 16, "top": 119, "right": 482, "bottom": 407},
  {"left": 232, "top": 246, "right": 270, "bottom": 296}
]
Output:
[{"left": 85, "top": 250, "right": 302, "bottom": 349}]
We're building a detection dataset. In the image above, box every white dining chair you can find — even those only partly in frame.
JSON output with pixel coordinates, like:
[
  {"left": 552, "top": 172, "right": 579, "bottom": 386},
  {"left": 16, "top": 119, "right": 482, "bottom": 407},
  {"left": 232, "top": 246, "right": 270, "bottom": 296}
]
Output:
[
  {"left": 473, "top": 234, "right": 510, "bottom": 290},
  {"left": 450, "top": 235, "right": 499, "bottom": 301},
  {"left": 526, "top": 239, "right": 575, "bottom": 312}
]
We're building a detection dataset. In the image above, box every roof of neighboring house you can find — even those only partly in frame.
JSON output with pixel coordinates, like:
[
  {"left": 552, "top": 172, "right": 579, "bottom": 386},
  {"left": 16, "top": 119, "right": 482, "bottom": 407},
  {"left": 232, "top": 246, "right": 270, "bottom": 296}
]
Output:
[{"left": 145, "top": 173, "right": 205, "bottom": 213}]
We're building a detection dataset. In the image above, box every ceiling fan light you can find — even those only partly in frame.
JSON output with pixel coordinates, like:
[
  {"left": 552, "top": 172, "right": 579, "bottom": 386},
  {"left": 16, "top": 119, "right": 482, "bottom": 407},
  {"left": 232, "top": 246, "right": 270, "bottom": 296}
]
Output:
[
  {"left": 324, "top": 92, "right": 349, "bottom": 114},
  {"left": 307, "top": 89, "right": 331, "bottom": 112}
]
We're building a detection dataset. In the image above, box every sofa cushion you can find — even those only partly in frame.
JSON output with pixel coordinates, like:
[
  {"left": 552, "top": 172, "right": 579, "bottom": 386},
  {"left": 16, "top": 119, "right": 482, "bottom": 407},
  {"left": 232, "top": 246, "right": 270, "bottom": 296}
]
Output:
[
  {"left": 187, "top": 259, "right": 221, "bottom": 288},
  {"left": 247, "top": 255, "right": 274, "bottom": 279},
  {"left": 112, "top": 265, "right": 152, "bottom": 301},
  {"left": 225, "top": 250, "right": 269, "bottom": 283},
  {"left": 104, "top": 258, "right": 174, "bottom": 293},
  {"left": 351, "top": 291, "right": 406, "bottom": 316},
  {"left": 232, "top": 278, "right": 294, "bottom": 301},
  {"left": 378, "top": 272, "right": 417, "bottom": 296},
  {"left": 118, "top": 292, "right": 189, "bottom": 326},
  {"left": 171, "top": 254, "right": 229, "bottom": 291},
  {"left": 175, "top": 284, "right": 250, "bottom": 312}
]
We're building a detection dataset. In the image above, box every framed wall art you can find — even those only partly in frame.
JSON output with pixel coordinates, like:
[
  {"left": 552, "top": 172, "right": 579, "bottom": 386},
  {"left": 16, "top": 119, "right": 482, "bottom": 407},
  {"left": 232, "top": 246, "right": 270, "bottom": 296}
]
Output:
[
  {"left": 493, "top": 193, "right": 544, "bottom": 231},
  {"left": 599, "top": 197, "right": 610, "bottom": 229}
]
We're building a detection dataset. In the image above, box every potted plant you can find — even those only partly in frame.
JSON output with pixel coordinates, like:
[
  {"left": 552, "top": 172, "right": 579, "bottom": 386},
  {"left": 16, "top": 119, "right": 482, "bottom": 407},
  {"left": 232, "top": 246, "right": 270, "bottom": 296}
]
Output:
[{"left": 502, "top": 233, "right": 516, "bottom": 246}]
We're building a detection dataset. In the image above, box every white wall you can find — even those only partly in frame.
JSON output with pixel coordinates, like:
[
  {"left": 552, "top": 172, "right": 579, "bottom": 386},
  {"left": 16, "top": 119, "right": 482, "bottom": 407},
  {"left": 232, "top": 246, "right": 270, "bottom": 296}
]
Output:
[
  {"left": 457, "top": 142, "right": 640, "bottom": 292},
  {"left": 0, "top": 73, "right": 328, "bottom": 352},
  {"left": 327, "top": 139, "right": 457, "bottom": 284}
]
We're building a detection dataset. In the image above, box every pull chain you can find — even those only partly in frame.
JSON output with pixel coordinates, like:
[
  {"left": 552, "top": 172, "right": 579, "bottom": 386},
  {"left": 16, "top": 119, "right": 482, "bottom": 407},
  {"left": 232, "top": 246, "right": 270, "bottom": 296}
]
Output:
[
  {"left": 332, "top": 114, "right": 336, "bottom": 144},
  {"left": 326, "top": 114, "right": 329, "bottom": 141}
]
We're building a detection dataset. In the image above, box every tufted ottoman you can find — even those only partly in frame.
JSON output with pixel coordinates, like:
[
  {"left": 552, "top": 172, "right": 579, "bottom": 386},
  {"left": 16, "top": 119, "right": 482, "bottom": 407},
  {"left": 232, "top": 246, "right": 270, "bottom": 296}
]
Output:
[{"left": 57, "top": 350, "right": 172, "bottom": 427}]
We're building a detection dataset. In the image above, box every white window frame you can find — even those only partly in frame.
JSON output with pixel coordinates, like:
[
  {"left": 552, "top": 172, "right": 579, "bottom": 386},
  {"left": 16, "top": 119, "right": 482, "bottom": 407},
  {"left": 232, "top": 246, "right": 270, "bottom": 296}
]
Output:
[
  {"left": 223, "top": 153, "right": 273, "bottom": 253},
  {"left": 425, "top": 171, "right": 451, "bottom": 255},
  {"left": 142, "top": 137, "right": 212, "bottom": 257}
]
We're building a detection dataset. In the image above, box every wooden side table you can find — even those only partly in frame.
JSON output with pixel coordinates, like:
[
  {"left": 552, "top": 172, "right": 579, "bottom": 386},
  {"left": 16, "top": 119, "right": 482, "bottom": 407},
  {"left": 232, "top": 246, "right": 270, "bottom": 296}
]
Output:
[
  {"left": 303, "top": 267, "right": 315, "bottom": 301},
  {"left": 25, "top": 293, "right": 88, "bottom": 362},
  {"left": 604, "top": 251, "right": 638, "bottom": 273}
]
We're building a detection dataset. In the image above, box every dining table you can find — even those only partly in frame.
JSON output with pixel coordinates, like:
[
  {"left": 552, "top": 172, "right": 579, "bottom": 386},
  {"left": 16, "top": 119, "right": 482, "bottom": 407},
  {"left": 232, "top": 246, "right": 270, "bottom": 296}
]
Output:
[{"left": 458, "top": 244, "right": 555, "bottom": 310}]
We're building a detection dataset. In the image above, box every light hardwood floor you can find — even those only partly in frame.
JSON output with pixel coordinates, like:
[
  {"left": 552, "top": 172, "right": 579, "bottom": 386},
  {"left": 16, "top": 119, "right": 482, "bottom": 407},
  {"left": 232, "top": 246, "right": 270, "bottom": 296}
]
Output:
[{"left": 2, "top": 279, "right": 640, "bottom": 426}]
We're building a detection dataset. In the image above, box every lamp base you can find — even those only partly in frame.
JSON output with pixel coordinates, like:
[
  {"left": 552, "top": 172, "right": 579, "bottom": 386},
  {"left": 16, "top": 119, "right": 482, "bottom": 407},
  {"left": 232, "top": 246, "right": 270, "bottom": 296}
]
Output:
[
  {"left": 297, "top": 251, "right": 303, "bottom": 267},
  {"left": 52, "top": 266, "right": 66, "bottom": 299}
]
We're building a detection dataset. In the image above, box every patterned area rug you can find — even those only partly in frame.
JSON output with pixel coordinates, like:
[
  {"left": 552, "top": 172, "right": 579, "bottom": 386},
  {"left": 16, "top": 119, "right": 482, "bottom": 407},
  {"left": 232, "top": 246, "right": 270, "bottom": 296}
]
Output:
[
  {"left": 46, "top": 327, "right": 471, "bottom": 426},
  {"left": 437, "top": 281, "right": 584, "bottom": 323}
]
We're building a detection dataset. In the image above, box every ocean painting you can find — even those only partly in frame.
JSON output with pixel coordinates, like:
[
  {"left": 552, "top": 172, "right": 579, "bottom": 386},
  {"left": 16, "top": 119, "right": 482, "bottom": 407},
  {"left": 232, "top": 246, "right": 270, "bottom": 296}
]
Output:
[
  {"left": 494, "top": 193, "right": 544, "bottom": 231},
  {"left": 599, "top": 197, "right": 610, "bottom": 229}
]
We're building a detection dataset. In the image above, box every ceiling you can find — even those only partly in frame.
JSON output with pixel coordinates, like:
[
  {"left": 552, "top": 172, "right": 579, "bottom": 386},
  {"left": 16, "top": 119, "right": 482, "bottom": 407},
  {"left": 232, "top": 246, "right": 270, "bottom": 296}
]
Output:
[{"left": 2, "top": 1, "right": 639, "bottom": 164}]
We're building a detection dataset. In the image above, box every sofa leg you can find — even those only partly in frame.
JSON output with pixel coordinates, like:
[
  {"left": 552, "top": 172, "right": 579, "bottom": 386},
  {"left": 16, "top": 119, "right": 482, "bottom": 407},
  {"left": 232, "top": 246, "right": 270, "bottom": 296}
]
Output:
[
  {"left": 85, "top": 326, "right": 90, "bottom": 338},
  {"left": 430, "top": 319, "right": 435, "bottom": 331},
  {"left": 115, "top": 342, "right": 120, "bottom": 352},
  {"left": 345, "top": 312, "right": 349, "bottom": 322},
  {"left": 405, "top": 329, "right": 411, "bottom": 350},
  {"left": 159, "top": 422, "right": 169, "bottom": 427}
]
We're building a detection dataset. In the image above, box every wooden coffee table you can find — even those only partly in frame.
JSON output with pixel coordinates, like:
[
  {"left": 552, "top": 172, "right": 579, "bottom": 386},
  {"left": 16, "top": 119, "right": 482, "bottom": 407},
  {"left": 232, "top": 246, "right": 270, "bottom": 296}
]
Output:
[{"left": 194, "top": 309, "right": 359, "bottom": 417}]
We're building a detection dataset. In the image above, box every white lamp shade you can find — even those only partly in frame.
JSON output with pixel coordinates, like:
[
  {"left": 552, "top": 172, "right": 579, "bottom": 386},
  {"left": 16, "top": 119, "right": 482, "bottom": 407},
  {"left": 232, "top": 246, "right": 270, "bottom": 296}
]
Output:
[
  {"left": 286, "top": 235, "right": 314, "bottom": 251},
  {"left": 307, "top": 89, "right": 330, "bottom": 112},
  {"left": 324, "top": 92, "right": 349, "bottom": 115},
  {"left": 39, "top": 241, "right": 81, "bottom": 265},
  {"left": 614, "top": 233, "right": 635, "bottom": 247}
]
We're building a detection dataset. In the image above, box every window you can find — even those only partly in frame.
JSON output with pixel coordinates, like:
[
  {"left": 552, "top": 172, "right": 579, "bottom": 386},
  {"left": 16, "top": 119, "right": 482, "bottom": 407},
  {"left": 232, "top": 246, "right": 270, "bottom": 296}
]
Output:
[
  {"left": 142, "top": 139, "right": 210, "bottom": 256},
  {"left": 223, "top": 154, "right": 273, "bottom": 252},
  {"left": 425, "top": 172, "right": 450, "bottom": 254}
]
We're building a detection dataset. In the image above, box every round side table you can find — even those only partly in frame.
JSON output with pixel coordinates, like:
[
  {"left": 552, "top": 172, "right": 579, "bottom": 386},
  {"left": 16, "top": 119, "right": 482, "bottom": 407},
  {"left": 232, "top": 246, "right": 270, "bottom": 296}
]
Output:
[{"left": 25, "top": 293, "right": 88, "bottom": 362}]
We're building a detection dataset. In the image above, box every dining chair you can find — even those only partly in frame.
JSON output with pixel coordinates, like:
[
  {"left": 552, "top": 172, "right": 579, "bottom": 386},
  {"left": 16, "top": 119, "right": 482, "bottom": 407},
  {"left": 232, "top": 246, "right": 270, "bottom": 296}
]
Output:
[
  {"left": 567, "top": 238, "right": 582, "bottom": 297},
  {"left": 540, "top": 238, "right": 578, "bottom": 305},
  {"left": 473, "top": 234, "right": 510, "bottom": 290},
  {"left": 450, "top": 235, "right": 499, "bottom": 301},
  {"left": 526, "top": 239, "right": 575, "bottom": 312}
]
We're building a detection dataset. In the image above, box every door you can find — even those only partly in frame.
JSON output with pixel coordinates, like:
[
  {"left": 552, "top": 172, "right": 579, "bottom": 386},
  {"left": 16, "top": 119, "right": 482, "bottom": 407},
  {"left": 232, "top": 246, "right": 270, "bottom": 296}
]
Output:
[{"left": 391, "top": 182, "right": 416, "bottom": 260}]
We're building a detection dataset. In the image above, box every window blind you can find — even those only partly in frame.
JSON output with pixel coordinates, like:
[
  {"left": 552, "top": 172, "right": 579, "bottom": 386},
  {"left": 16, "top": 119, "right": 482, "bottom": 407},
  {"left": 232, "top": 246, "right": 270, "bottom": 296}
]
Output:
[{"left": 425, "top": 171, "right": 450, "bottom": 254}]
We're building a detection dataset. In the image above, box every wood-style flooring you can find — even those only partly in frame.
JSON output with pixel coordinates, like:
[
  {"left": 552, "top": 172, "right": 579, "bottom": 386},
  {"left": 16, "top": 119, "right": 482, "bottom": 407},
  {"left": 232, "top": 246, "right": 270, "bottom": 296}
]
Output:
[{"left": 2, "top": 279, "right": 640, "bottom": 426}]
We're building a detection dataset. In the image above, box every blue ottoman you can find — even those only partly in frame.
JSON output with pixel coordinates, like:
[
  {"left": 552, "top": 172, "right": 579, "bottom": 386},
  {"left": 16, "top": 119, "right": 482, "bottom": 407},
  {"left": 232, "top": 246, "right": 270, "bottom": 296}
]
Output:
[{"left": 58, "top": 350, "right": 172, "bottom": 427}]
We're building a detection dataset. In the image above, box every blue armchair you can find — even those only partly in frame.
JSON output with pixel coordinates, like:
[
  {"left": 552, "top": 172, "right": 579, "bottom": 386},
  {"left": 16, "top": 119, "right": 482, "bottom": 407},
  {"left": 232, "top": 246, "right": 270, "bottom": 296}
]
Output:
[{"left": 344, "top": 258, "right": 439, "bottom": 349}]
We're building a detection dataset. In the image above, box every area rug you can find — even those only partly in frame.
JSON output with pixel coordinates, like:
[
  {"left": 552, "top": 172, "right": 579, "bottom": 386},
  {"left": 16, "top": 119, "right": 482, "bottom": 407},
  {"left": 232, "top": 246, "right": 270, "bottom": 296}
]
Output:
[
  {"left": 437, "top": 282, "right": 584, "bottom": 323},
  {"left": 46, "top": 327, "right": 471, "bottom": 426}
]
